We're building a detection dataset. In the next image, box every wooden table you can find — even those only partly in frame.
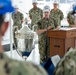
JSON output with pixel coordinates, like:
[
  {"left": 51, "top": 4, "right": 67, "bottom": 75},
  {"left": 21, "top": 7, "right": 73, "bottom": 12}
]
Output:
[{"left": 47, "top": 28, "right": 76, "bottom": 56}]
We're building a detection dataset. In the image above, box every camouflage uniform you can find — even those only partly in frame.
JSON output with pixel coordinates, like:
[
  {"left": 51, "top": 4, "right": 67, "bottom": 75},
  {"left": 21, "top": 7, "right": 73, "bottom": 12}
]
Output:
[
  {"left": 54, "top": 48, "right": 76, "bottom": 75},
  {"left": 67, "top": 11, "right": 74, "bottom": 26},
  {"left": 12, "top": 11, "right": 23, "bottom": 47},
  {"left": 12, "top": 11, "right": 23, "bottom": 29},
  {"left": 50, "top": 9, "right": 64, "bottom": 28},
  {"left": 0, "top": 53, "right": 48, "bottom": 75},
  {"left": 37, "top": 18, "right": 55, "bottom": 63},
  {"left": 29, "top": 7, "right": 43, "bottom": 29},
  {"left": 0, "top": 0, "right": 48, "bottom": 75}
]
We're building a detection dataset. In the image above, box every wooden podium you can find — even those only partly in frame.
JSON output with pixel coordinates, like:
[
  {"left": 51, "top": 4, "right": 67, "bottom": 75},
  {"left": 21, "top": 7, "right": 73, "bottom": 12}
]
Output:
[{"left": 47, "top": 28, "right": 76, "bottom": 56}]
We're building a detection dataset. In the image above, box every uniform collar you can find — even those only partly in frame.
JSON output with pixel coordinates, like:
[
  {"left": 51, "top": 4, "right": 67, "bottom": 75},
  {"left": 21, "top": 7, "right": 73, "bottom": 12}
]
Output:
[
  {"left": 43, "top": 17, "right": 49, "bottom": 20},
  {"left": 33, "top": 7, "right": 38, "bottom": 11},
  {"left": 51, "top": 8, "right": 59, "bottom": 12}
]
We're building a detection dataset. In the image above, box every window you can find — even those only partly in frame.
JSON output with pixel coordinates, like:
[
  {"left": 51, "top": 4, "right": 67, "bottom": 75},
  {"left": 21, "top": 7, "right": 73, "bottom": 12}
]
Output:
[
  {"left": 60, "top": 0, "right": 76, "bottom": 3},
  {"left": 46, "top": 0, "right": 50, "bottom": 2}
]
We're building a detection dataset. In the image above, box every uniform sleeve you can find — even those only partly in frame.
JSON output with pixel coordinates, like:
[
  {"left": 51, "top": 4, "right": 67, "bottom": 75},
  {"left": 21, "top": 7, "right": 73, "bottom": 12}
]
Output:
[
  {"left": 54, "top": 62, "right": 64, "bottom": 75},
  {"left": 8, "top": 60, "right": 48, "bottom": 75},
  {"left": 41, "top": 9, "right": 43, "bottom": 18},
  {"left": 67, "top": 12, "right": 74, "bottom": 25},
  {"left": 60, "top": 10, "right": 64, "bottom": 20},
  {"left": 50, "top": 19, "right": 55, "bottom": 29},
  {"left": 54, "top": 48, "right": 76, "bottom": 75},
  {"left": 67, "top": 12, "right": 71, "bottom": 20},
  {"left": 51, "top": 18, "right": 58, "bottom": 28},
  {"left": 29, "top": 10, "right": 32, "bottom": 19},
  {"left": 20, "top": 13, "right": 23, "bottom": 20},
  {"left": 67, "top": 13, "right": 70, "bottom": 24},
  {"left": 25, "top": 62, "right": 48, "bottom": 75}
]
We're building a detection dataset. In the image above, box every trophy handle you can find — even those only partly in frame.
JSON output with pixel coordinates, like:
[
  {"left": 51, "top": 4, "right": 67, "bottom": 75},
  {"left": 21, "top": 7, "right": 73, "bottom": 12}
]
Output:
[
  {"left": 32, "top": 25, "right": 38, "bottom": 32},
  {"left": 13, "top": 26, "right": 19, "bottom": 48}
]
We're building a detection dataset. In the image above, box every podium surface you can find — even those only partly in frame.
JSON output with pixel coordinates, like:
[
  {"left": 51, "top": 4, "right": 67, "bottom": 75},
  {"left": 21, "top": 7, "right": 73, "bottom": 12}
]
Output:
[{"left": 47, "top": 28, "right": 76, "bottom": 56}]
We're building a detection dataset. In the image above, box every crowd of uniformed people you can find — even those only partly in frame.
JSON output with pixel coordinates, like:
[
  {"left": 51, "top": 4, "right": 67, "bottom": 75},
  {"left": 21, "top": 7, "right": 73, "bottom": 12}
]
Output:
[{"left": 0, "top": 0, "right": 76, "bottom": 75}]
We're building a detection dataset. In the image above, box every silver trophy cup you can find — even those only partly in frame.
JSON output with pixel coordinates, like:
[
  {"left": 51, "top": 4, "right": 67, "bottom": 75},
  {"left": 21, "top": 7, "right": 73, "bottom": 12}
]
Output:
[{"left": 14, "top": 25, "right": 35, "bottom": 58}]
